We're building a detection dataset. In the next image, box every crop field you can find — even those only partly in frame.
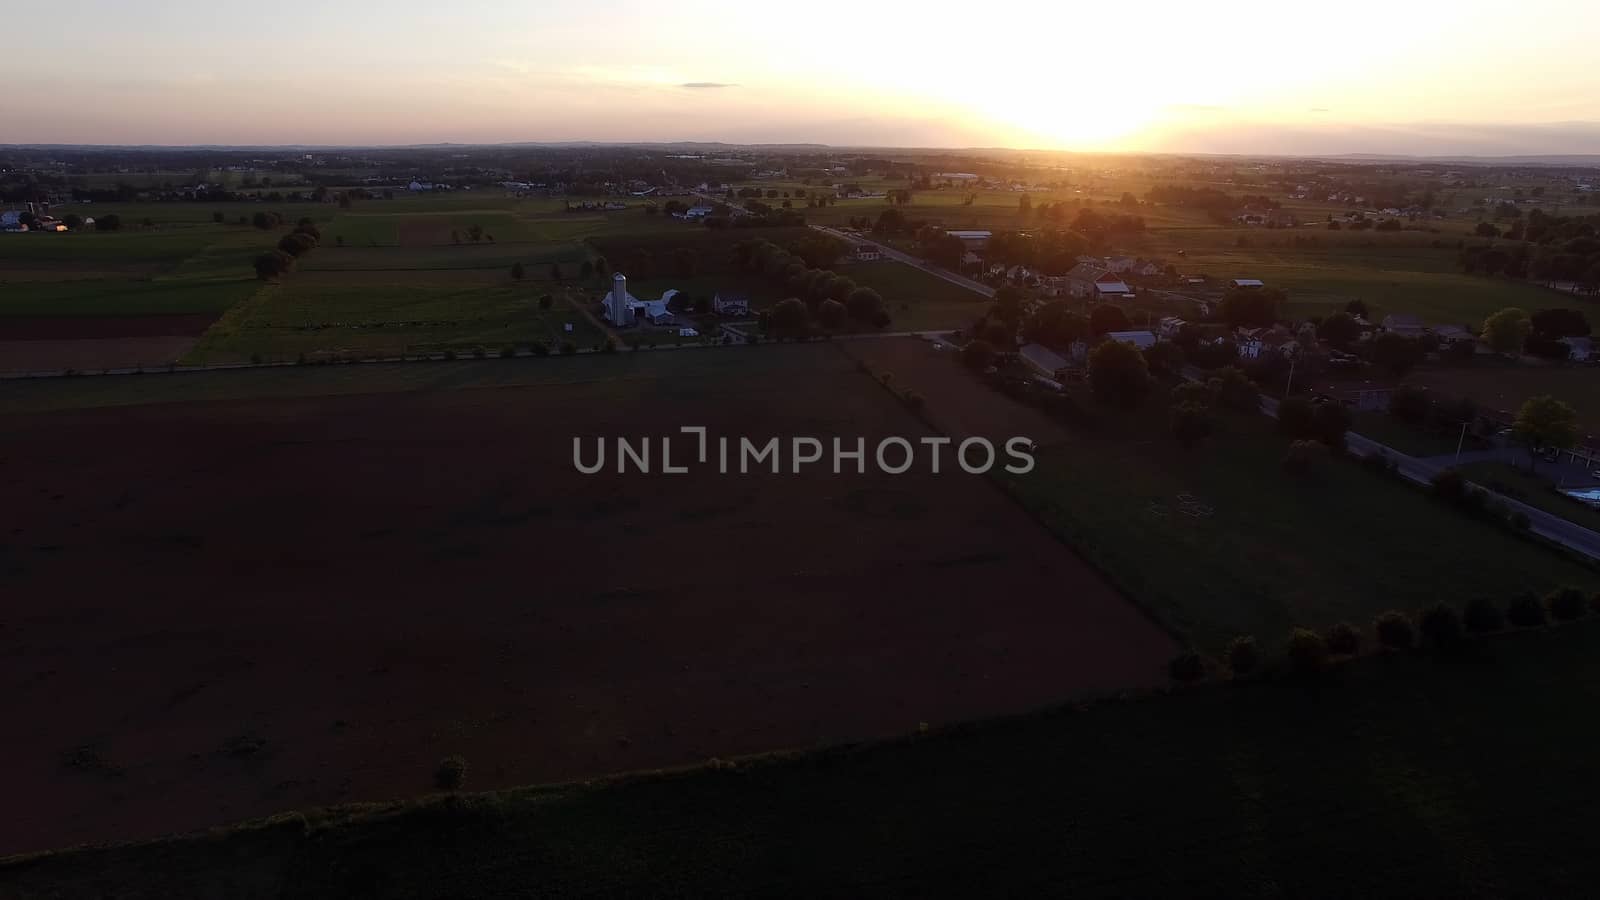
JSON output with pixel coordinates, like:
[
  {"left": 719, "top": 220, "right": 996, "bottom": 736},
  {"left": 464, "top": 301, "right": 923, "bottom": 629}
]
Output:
[
  {"left": 849, "top": 343, "right": 1598, "bottom": 650},
  {"left": 843, "top": 260, "right": 988, "bottom": 329},
  {"left": 183, "top": 273, "right": 605, "bottom": 362},
  {"left": 10, "top": 621, "right": 1600, "bottom": 898},
  {"left": 0, "top": 344, "right": 1171, "bottom": 855}
]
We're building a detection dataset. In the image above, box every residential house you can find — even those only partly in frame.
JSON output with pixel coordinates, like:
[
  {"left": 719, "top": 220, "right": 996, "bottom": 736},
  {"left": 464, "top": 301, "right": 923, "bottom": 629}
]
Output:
[
  {"left": 1158, "top": 317, "right": 1187, "bottom": 339},
  {"left": 1430, "top": 324, "right": 1477, "bottom": 348},
  {"left": 1231, "top": 278, "right": 1265, "bottom": 289},
  {"left": 853, "top": 244, "right": 881, "bottom": 262}
]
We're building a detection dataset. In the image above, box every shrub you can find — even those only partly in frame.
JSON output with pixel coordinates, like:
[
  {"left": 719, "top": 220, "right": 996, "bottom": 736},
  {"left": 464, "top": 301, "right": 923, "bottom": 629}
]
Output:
[
  {"left": 1507, "top": 510, "right": 1530, "bottom": 532},
  {"left": 1430, "top": 469, "right": 1467, "bottom": 504},
  {"left": 1375, "top": 611, "right": 1414, "bottom": 649},
  {"left": 1463, "top": 597, "right": 1505, "bottom": 634},
  {"left": 1325, "top": 622, "right": 1361, "bottom": 656},
  {"left": 1168, "top": 650, "right": 1206, "bottom": 683},
  {"left": 1360, "top": 451, "right": 1394, "bottom": 476},
  {"left": 434, "top": 756, "right": 468, "bottom": 790},
  {"left": 1417, "top": 603, "right": 1463, "bottom": 647},
  {"left": 1506, "top": 591, "right": 1547, "bottom": 627},
  {"left": 559, "top": 342, "right": 576, "bottom": 356},
  {"left": 1277, "top": 396, "right": 1317, "bottom": 438},
  {"left": 1225, "top": 636, "right": 1261, "bottom": 676},
  {"left": 472, "top": 347, "right": 487, "bottom": 359},
  {"left": 1547, "top": 586, "right": 1588, "bottom": 622},
  {"left": 499, "top": 346, "right": 515, "bottom": 358},
  {"left": 442, "top": 349, "right": 457, "bottom": 361},
  {"left": 1281, "top": 440, "right": 1325, "bottom": 478},
  {"left": 1590, "top": 592, "right": 1600, "bottom": 617},
  {"left": 1285, "top": 628, "right": 1329, "bottom": 676},
  {"left": 902, "top": 391, "right": 925, "bottom": 411}
]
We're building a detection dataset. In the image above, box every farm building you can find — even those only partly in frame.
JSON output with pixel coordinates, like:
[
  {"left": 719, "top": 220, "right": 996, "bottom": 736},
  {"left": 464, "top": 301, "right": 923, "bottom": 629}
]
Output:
[
  {"left": 1231, "top": 278, "right": 1265, "bottom": 289},
  {"left": 1065, "top": 263, "right": 1132, "bottom": 299},
  {"left": 1561, "top": 336, "right": 1594, "bottom": 361},
  {"left": 853, "top": 245, "right": 881, "bottom": 262},
  {"left": 945, "top": 230, "right": 992, "bottom": 250},
  {"left": 1381, "top": 314, "right": 1428, "bottom": 338},
  {"left": 712, "top": 293, "right": 750, "bottom": 316},
  {"left": 1105, "top": 331, "right": 1157, "bottom": 350},
  {"left": 603, "top": 274, "right": 679, "bottom": 327}
]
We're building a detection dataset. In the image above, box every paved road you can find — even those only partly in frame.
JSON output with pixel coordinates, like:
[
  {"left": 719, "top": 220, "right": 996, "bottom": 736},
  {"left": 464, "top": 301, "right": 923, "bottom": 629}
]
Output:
[
  {"left": 1253, "top": 393, "right": 1600, "bottom": 560},
  {"left": 810, "top": 225, "right": 995, "bottom": 300}
]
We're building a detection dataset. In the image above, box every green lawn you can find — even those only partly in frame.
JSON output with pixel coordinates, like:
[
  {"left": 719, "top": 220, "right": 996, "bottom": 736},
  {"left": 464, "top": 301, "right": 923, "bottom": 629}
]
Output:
[
  {"left": 1350, "top": 411, "right": 1466, "bottom": 458},
  {"left": 1457, "top": 461, "right": 1600, "bottom": 533},
  {"left": 10, "top": 623, "right": 1600, "bottom": 898},
  {"left": 1002, "top": 392, "right": 1597, "bottom": 649}
]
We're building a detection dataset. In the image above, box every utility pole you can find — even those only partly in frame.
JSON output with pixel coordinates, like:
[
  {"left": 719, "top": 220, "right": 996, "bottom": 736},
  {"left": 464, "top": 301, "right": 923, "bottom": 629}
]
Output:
[
  {"left": 1455, "top": 420, "right": 1468, "bottom": 464},
  {"left": 1284, "top": 352, "right": 1297, "bottom": 398}
]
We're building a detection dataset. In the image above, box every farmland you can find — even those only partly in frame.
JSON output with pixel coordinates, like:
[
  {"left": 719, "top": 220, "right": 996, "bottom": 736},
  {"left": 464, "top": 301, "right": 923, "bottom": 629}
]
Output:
[
  {"left": 0, "top": 343, "right": 1170, "bottom": 856},
  {"left": 9, "top": 622, "right": 1600, "bottom": 899},
  {"left": 844, "top": 341, "right": 1598, "bottom": 650}
]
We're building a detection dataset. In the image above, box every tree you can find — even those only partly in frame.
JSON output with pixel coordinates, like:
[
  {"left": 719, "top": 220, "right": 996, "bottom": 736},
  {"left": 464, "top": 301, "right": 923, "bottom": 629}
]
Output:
[
  {"left": 1371, "top": 332, "right": 1425, "bottom": 376},
  {"left": 1481, "top": 307, "right": 1532, "bottom": 355},
  {"left": 1219, "top": 287, "right": 1284, "bottom": 327},
  {"left": 1530, "top": 308, "right": 1590, "bottom": 340},
  {"left": 1088, "top": 340, "right": 1152, "bottom": 409},
  {"left": 1317, "top": 311, "right": 1362, "bottom": 349},
  {"left": 1171, "top": 401, "right": 1214, "bottom": 450},
  {"left": 510, "top": 262, "right": 525, "bottom": 281},
  {"left": 817, "top": 298, "right": 847, "bottom": 332},
  {"left": 1506, "top": 591, "right": 1547, "bottom": 628},
  {"left": 1325, "top": 622, "right": 1361, "bottom": 655},
  {"left": 1463, "top": 598, "right": 1505, "bottom": 634},
  {"left": 1143, "top": 342, "right": 1185, "bottom": 378},
  {"left": 1225, "top": 636, "right": 1261, "bottom": 676},
  {"left": 1212, "top": 366, "right": 1259, "bottom": 412},
  {"left": 1417, "top": 604, "right": 1463, "bottom": 647},
  {"left": 253, "top": 250, "right": 293, "bottom": 281},
  {"left": 1286, "top": 628, "right": 1329, "bottom": 676},
  {"left": 1312, "top": 401, "right": 1352, "bottom": 450},
  {"left": 1088, "top": 304, "right": 1130, "bottom": 335},
  {"left": 1547, "top": 586, "right": 1588, "bottom": 622},
  {"left": 1345, "top": 300, "right": 1368, "bottom": 318},
  {"left": 250, "top": 211, "right": 280, "bottom": 231},
  {"left": 277, "top": 233, "right": 316, "bottom": 257},
  {"left": 962, "top": 339, "right": 996, "bottom": 371},
  {"left": 1277, "top": 396, "right": 1317, "bottom": 439},
  {"left": 1374, "top": 611, "right": 1414, "bottom": 649},
  {"left": 768, "top": 297, "right": 810, "bottom": 339},
  {"left": 1511, "top": 395, "right": 1578, "bottom": 472},
  {"left": 1474, "top": 221, "right": 1500, "bottom": 238},
  {"left": 846, "top": 287, "right": 884, "bottom": 323}
]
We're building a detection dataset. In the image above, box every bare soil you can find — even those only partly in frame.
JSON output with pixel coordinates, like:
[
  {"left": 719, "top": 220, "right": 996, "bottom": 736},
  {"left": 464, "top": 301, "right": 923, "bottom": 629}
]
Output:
[{"left": 0, "top": 344, "right": 1171, "bottom": 855}]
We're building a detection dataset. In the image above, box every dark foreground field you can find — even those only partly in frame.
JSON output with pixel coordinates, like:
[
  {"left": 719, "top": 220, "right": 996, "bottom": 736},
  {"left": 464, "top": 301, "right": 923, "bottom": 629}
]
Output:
[
  {"left": 7, "top": 623, "right": 1599, "bottom": 899},
  {"left": 0, "top": 344, "right": 1170, "bottom": 855}
]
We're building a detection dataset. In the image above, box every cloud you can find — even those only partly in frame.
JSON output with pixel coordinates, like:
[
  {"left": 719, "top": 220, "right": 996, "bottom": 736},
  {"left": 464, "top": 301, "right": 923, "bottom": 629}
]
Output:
[
  {"left": 1309, "top": 107, "right": 1331, "bottom": 114},
  {"left": 681, "top": 82, "right": 736, "bottom": 89}
]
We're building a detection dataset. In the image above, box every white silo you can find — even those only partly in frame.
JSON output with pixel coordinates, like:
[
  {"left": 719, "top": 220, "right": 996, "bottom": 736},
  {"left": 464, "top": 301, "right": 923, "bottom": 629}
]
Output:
[{"left": 610, "top": 272, "right": 632, "bottom": 326}]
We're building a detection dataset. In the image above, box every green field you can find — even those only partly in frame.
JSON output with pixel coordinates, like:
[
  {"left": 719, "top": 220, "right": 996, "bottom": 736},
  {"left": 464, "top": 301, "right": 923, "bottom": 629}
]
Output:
[
  {"left": 844, "top": 260, "right": 988, "bottom": 329},
  {"left": 1002, "top": 392, "right": 1597, "bottom": 650},
  {"left": 9, "top": 622, "right": 1600, "bottom": 898},
  {"left": 1457, "top": 461, "right": 1600, "bottom": 533},
  {"left": 184, "top": 277, "right": 604, "bottom": 362}
]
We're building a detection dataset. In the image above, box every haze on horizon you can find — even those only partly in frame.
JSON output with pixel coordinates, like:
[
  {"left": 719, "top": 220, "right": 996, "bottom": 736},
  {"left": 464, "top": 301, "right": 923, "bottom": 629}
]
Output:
[{"left": 10, "top": 0, "right": 1600, "bottom": 157}]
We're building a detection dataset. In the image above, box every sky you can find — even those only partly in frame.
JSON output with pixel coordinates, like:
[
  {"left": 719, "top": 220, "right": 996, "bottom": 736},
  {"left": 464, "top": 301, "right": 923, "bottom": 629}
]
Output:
[{"left": 7, "top": 0, "right": 1600, "bottom": 156}]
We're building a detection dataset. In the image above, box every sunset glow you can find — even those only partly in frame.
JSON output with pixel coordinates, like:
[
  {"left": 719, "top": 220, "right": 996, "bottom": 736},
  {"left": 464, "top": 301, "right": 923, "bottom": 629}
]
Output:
[{"left": 7, "top": 0, "right": 1600, "bottom": 153}]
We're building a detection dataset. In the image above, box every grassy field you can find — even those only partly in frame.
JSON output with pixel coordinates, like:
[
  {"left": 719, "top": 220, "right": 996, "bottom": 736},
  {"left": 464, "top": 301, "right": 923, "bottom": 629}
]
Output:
[
  {"left": 184, "top": 276, "right": 604, "bottom": 362},
  {"left": 1001, "top": 388, "right": 1597, "bottom": 650},
  {"left": 1457, "top": 461, "right": 1600, "bottom": 532},
  {"left": 9, "top": 622, "right": 1600, "bottom": 898},
  {"left": 844, "top": 260, "right": 988, "bottom": 330}
]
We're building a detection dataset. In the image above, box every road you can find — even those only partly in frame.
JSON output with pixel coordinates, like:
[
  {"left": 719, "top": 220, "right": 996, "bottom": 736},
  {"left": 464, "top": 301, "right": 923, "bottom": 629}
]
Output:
[
  {"left": 1252, "top": 393, "right": 1600, "bottom": 560},
  {"left": 810, "top": 225, "right": 994, "bottom": 300}
]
